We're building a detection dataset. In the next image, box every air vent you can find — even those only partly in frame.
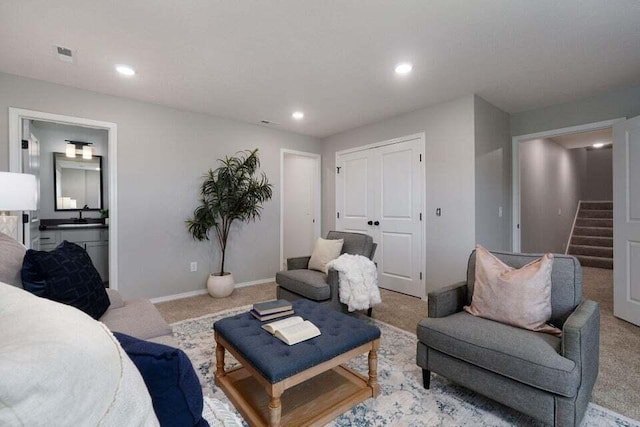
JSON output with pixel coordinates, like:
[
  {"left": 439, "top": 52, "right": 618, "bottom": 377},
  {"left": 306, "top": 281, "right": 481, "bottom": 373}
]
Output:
[{"left": 54, "top": 45, "right": 74, "bottom": 63}]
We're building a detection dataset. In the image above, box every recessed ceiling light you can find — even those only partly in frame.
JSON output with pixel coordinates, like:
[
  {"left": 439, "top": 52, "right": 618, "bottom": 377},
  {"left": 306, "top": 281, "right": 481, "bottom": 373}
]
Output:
[
  {"left": 115, "top": 65, "right": 136, "bottom": 76},
  {"left": 292, "top": 111, "right": 304, "bottom": 120},
  {"left": 395, "top": 62, "right": 413, "bottom": 75},
  {"left": 593, "top": 143, "right": 605, "bottom": 148}
]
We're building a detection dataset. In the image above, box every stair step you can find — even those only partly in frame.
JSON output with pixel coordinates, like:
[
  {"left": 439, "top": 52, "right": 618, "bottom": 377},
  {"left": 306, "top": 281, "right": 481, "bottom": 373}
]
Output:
[
  {"left": 575, "top": 218, "right": 613, "bottom": 228},
  {"left": 571, "top": 235, "right": 613, "bottom": 247},
  {"left": 581, "top": 201, "right": 613, "bottom": 210},
  {"left": 568, "top": 245, "right": 613, "bottom": 258},
  {"left": 578, "top": 209, "right": 613, "bottom": 219},
  {"left": 573, "top": 226, "right": 613, "bottom": 237},
  {"left": 575, "top": 255, "right": 613, "bottom": 269}
]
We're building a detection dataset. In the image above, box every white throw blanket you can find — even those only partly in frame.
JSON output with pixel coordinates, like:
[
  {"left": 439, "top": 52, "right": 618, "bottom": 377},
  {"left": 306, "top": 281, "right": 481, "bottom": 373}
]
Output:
[{"left": 326, "top": 254, "right": 381, "bottom": 312}]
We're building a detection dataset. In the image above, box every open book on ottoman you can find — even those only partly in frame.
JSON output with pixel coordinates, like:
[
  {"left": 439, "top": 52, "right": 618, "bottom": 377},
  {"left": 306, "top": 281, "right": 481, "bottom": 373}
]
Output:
[{"left": 262, "top": 316, "right": 321, "bottom": 345}]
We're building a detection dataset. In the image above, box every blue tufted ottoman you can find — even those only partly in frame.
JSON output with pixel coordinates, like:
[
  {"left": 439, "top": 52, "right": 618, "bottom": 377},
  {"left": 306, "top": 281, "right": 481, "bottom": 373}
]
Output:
[{"left": 213, "top": 299, "right": 381, "bottom": 427}]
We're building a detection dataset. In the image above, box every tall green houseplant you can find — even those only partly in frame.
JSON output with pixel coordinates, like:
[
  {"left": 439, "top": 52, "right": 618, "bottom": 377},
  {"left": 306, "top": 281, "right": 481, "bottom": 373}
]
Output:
[{"left": 187, "top": 149, "right": 273, "bottom": 276}]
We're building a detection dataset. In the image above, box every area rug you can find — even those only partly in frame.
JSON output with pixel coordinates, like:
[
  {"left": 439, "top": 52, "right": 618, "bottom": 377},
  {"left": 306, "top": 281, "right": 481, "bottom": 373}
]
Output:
[{"left": 172, "top": 306, "right": 639, "bottom": 427}]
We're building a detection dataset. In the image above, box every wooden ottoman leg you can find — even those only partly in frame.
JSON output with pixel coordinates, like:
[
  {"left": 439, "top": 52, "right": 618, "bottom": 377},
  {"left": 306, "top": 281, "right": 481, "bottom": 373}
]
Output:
[
  {"left": 268, "top": 386, "right": 283, "bottom": 427},
  {"left": 368, "top": 339, "right": 380, "bottom": 397},
  {"left": 214, "top": 333, "right": 226, "bottom": 385}
]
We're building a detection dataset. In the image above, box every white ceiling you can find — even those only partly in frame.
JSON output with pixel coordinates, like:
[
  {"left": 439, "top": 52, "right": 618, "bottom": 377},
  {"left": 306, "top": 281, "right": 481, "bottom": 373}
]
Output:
[
  {"left": 1, "top": 1, "right": 639, "bottom": 138},
  {"left": 551, "top": 128, "right": 613, "bottom": 150}
]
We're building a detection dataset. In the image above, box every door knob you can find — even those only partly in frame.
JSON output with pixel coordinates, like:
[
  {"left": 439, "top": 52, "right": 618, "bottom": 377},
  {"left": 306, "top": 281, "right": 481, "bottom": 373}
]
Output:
[
  {"left": 367, "top": 220, "right": 373, "bottom": 225},
  {"left": 374, "top": 220, "right": 380, "bottom": 226}
]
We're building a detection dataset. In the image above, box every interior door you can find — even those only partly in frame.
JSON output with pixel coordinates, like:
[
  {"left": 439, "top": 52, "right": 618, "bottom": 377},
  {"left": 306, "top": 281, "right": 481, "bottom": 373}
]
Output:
[
  {"left": 21, "top": 122, "right": 40, "bottom": 249},
  {"left": 336, "top": 136, "right": 425, "bottom": 298},
  {"left": 374, "top": 139, "right": 424, "bottom": 297},
  {"left": 613, "top": 115, "right": 640, "bottom": 326},
  {"left": 283, "top": 153, "right": 319, "bottom": 267}
]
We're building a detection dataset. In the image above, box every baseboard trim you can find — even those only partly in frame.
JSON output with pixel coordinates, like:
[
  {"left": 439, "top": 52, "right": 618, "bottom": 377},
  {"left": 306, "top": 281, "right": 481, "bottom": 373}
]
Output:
[
  {"left": 150, "top": 277, "right": 275, "bottom": 303},
  {"left": 234, "top": 277, "right": 275, "bottom": 289}
]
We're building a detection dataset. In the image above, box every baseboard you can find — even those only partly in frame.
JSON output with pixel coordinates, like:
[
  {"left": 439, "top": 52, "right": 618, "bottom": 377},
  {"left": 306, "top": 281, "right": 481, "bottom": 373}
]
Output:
[
  {"left": 150, "top": 277, "right": 275, "bottom": 303},
  {"left": 234, "top": 277, "right": 275, "bottom": 289},
  {"left": 150, "top": 289, "right": 208, "bottom": 304}
]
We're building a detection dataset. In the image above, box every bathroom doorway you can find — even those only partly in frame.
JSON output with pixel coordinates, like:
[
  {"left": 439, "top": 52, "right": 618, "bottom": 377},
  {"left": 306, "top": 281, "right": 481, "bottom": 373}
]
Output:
[{"left": 8, "top": 108, "right": 118, "bottom": 289}]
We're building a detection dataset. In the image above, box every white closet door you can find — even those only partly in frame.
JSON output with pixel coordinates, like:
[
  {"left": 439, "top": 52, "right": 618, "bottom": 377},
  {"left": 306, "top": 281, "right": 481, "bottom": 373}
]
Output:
[
  {"left": 375, "top": 138, "right": 424, "bottom": 297},
  {"left": 336, "top": 136, "right": 424, "bottom": 298},
  {"left": 336, "top": 150, "right": 374, "bottom": 233}
]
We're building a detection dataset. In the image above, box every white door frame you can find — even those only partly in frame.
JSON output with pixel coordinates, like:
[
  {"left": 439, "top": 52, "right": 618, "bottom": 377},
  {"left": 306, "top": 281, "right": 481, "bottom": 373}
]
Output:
[
  {"left": 280, "top": 149, "right": 321, "bottom": 270},
  {"left": 335, "top": 132, "right": 427, "bottom": 299},
  {"left": 511, "top": 118, "right": 624, "bottom": 252},
  {"left": 8, "top": 108, "right": 119, "bottom": 290}
]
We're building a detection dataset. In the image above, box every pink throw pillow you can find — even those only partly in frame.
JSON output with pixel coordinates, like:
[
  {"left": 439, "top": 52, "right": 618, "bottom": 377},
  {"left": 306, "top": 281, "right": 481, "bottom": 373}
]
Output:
[{"left": 464, "top": 245, "right": 561, "bottom": 336}]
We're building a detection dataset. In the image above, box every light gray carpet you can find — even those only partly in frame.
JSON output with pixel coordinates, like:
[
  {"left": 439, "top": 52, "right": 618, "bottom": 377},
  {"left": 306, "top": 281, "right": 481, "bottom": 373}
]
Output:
[
  {"left": 156, "top": 267, "right": 640, "bottom": 421},
  {"left": 173, "top": 306, "right": 638, "bottom": 426}
]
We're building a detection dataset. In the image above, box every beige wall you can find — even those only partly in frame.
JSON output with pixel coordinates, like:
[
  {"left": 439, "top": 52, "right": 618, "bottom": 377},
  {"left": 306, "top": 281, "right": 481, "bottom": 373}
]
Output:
[
  {"left": 321, "top": 95, "right": 476, "bottom": 292},
  {"left": 474, "top": 96, "right": 512, "bottom": 252},
  {"left": 519, "top": 138, "right": 585, "bottom": 254},
  {"left": 0, "top": 72, "right": 321, "bottom": 299},
  {"left": 511, "top": 85, "right": 640, "bottom": 136},
  {"left": 583, "top": 147, "right": 613, "bottom": 201}
]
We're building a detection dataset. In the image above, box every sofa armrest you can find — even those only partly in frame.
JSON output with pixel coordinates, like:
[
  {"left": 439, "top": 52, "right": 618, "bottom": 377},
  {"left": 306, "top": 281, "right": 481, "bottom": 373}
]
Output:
[
  {"left": 106, "top": 288, "right": 125, "bottom": 309},
  {"left": 287, "top": 256, "right": 311, "bottom": 270},
  {"left": 562, "top": 300, "right": 600, "bottom": 381},
  {"left": 428, "top": 281, "right": 467, "bottom": 318}
]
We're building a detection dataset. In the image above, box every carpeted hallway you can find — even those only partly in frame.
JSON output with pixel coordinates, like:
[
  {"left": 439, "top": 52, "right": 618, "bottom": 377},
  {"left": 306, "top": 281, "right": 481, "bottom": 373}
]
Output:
[{"left": 156, "top": 267, "right": 640, "bottom": 421}]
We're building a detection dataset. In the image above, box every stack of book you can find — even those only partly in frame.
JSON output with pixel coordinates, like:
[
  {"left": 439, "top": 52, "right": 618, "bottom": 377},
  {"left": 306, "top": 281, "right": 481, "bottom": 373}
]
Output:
[{"left": 250, "top": 299, "right": 294, "bottom": 321}]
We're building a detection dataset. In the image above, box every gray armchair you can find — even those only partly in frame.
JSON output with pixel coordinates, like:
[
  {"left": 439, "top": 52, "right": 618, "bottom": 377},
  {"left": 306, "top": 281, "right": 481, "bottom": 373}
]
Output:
[
  {"left": 276, "top": 231, "right": 377, "bottom": 314},
  {"left": 416, "top": 250, "right": 599, "bottom": 427}
]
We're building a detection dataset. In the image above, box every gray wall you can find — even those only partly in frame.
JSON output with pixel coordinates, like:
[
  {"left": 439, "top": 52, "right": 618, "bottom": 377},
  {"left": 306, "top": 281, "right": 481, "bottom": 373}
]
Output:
[
  {"left": 583, "top": 147, "right": 613, "bottom": 201},
  {"left": 31, "top": 121, "right": 109, "bottom": 220},
  {"left": 520, "top": 138, "right": 585, "bottom": 254},
  {"left": 322, "top": 95, "right": 476, "bottom": 293},
  {"left": 474, "top": 95, "right": 511, "bottom": 251},
  {"left": 511, "top": 85, "right": 640, "bottom": 136},
  {"left": 0, "top": 72, "right": 321, "bottom": 299}
]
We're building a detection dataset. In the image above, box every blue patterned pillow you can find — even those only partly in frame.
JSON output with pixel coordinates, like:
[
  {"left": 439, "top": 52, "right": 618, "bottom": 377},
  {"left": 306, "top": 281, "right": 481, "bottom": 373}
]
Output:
[
  {"left": 21, "top": 241, "right": 110, "bottom": 319},
  {"left": 113, "top": 332, "right": 208, "bottom": 427}
]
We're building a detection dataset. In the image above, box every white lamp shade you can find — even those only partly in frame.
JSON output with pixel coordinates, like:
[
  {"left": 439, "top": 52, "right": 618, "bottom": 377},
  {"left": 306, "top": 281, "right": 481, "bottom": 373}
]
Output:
[
  {"left": 82, "top": 145, "right": 92, "bottom": 159},
  {"left": 0, "top": 172, "right": 37, "bottom": 211}
]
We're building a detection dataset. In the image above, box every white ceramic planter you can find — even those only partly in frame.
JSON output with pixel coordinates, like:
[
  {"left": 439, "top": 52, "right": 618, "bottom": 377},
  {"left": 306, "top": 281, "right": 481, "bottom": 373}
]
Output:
[{"left": 206, "top": 273, "right": 235, "bottom": 298}]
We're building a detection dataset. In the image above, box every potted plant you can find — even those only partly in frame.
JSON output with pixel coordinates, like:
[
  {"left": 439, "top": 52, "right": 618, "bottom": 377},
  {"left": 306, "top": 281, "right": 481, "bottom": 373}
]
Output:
[
  {"left": 187, "top": 149, "right": 273, "bottom": 297},
  {"left": 99, "top": 209, "right": 109, "bottom": 225}
]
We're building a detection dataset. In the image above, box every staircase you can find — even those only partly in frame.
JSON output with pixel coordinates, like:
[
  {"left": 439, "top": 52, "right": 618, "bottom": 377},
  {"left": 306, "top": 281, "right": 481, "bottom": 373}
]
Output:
[{"left": 567, "top": 201, "right": 613, "bottom": 269}]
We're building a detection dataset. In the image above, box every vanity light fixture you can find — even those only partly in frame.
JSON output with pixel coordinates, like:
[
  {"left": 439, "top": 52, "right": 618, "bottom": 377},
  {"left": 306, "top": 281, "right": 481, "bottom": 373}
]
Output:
[
  {"left": 115, "top": 64, "right": 136, "bottom": 76},
  {"left": 395, "top": 62, "right": 413, "bottom": 75},
  {"left": 82, "top": 145, "right": 93, "bottom": 159},
  {"left": 65, "top": 142, "right": 76, "bottom": 158},
  {"left": 292, "top": 111, "right": 304, "bottom": 120},
  {"left": 592, "top": 143, "right": 605, "bottom": 148},
  {"left": 65, "top": 140, "right": 93, "bottom": 160}
]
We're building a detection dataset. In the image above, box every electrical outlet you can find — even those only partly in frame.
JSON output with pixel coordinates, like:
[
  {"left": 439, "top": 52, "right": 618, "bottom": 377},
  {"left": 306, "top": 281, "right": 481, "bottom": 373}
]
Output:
[
  {"left": 498, "top": 206, "right": 503, "bottom": 218},
  {"left": 558, "top": 208, "right": 562, "bottom": 216},
  {"left": 190, "top": 262, "right": 197, "bottom": 272}
]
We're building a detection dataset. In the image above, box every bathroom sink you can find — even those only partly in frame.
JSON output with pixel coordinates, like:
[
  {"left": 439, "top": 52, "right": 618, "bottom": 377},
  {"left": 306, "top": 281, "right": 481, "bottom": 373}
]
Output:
[{"left": 56, "top": 223, "right": 102, "bottom": 228}]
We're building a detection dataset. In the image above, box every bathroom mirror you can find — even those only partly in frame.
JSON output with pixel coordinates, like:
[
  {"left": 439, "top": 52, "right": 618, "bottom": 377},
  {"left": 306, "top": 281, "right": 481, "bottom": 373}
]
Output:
[{"left": 53, "top": 152, "right": 103, "bottom": 211}]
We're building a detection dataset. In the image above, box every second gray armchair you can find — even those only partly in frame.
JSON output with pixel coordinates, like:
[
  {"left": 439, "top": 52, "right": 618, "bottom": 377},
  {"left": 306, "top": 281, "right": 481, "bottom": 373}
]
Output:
[{"left": 276, "top": 231, "right": 377, "bottom": 313}]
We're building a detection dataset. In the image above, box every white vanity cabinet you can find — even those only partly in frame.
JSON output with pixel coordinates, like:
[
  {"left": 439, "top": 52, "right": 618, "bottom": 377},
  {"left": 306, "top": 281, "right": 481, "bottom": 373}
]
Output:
[{"left": 40, "top": 228, "right": 109, "bottom": 283}]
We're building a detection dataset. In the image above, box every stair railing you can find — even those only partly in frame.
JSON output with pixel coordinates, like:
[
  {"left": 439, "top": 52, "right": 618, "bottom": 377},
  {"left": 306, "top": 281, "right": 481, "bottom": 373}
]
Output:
[{"left": 565, "top": 200, "right": 582, "bottom": 255}]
